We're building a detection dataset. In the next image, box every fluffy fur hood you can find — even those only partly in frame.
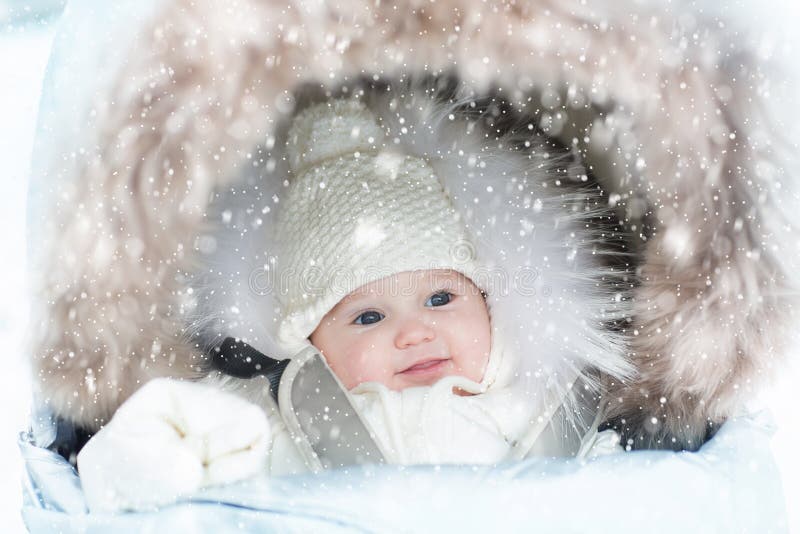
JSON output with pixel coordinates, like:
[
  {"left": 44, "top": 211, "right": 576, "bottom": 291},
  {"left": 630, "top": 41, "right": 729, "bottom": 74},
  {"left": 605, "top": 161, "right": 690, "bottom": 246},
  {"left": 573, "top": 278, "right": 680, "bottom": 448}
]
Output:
[{"left": 28, "top": 0, "right": 798, "bottom": 451}]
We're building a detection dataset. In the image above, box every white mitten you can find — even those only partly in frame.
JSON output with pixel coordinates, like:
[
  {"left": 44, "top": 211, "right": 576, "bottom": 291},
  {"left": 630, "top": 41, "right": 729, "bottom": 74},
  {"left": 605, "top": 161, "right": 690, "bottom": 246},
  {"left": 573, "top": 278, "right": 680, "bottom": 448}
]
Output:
[{"left": 77, "top": 378, "right": 270, "bottom": 513}]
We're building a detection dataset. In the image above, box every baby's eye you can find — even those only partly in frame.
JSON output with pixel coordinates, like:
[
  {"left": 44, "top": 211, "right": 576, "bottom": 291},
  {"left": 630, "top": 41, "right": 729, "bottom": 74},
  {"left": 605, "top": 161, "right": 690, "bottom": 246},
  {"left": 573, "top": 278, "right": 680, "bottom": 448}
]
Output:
[
  {"left": 425, "top": 292, "right": 452, "bottom": 307},
  {"left": 354, "top": 311, "right": 385, "bottom": 325}
]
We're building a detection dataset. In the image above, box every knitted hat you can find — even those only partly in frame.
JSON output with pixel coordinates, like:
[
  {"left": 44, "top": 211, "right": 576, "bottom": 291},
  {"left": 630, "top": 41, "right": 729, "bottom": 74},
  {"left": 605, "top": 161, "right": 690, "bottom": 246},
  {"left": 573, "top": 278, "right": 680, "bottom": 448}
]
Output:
[{"left": 273, "top": 100, "right": 483, "bottom": 355}]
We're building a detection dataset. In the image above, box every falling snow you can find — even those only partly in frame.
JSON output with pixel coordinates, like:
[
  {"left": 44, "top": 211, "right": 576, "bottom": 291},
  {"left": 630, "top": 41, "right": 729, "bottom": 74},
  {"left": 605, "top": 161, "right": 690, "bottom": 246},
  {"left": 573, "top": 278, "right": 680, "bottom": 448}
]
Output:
[{"left": 3, "top": 0, "right": 800, "bottom": 531}]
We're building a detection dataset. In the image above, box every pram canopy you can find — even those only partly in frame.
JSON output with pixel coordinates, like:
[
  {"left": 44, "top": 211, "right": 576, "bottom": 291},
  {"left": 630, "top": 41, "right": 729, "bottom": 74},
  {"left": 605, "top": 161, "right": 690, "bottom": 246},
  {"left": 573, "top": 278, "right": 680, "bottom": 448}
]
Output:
[{"left": 22, "top": 0, "right": 796, "bottom": 531}]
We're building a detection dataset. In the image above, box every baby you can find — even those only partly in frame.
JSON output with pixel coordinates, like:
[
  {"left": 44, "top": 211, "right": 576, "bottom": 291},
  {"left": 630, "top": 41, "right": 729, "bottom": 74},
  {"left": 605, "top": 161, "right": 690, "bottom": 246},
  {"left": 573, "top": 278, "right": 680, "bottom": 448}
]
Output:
[
  {"left": 264, "top": 100, "right": 539, "bottom": 469},
  {"left": 78, "top": 99, "right": 621, "bottom": 512}
]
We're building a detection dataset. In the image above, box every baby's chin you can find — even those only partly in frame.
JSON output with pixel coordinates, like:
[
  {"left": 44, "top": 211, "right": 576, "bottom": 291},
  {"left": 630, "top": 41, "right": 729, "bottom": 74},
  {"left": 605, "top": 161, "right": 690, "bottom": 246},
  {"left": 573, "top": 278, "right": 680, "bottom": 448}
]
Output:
[
  {"left": 346, "top": 358, "right": 488, "bottom": 393},
  {"left": 382, "top": 362, "right": 481, "bottom": 395},
  {"left": 391, "top": 358, "right": 454, "bottom": 389},
  {"left": 349, "top": 373, "right": 479, "bottom": 397}
]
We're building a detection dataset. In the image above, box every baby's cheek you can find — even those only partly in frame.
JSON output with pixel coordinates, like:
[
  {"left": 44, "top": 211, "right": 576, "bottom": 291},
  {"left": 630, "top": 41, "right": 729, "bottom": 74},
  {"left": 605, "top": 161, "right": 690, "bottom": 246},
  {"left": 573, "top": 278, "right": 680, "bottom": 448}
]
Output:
[
  {"left": 332, "top": 343, "right": 371, "bottom": 388},
  {"left": 348, "top": 343, "right": 393, "bottom": 387},
  {"left": 465, "top": 324, "right": 491, "bottom": 378}
]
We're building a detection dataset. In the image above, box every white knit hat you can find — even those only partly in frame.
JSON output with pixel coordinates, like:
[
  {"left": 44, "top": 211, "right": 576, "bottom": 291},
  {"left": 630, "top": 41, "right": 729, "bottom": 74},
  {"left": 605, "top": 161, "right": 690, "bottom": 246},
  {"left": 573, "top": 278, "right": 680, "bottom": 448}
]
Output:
[{"left": 273, "top": 100, "right": 483, "bottom": 355}]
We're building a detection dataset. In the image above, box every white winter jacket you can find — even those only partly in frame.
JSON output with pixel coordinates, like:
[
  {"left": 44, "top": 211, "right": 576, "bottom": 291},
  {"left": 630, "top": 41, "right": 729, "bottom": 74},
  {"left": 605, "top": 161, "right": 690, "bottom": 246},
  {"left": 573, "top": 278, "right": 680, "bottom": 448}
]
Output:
[{"left": 79, "top": 375, "right": 620, "bottom": 512}]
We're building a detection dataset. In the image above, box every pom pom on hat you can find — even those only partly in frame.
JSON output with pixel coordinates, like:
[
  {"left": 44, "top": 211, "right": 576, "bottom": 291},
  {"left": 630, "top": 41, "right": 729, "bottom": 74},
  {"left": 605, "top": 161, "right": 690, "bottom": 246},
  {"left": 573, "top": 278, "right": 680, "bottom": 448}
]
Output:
[{"left": 286, "top": 100, "right": 386, "bottom": 174}]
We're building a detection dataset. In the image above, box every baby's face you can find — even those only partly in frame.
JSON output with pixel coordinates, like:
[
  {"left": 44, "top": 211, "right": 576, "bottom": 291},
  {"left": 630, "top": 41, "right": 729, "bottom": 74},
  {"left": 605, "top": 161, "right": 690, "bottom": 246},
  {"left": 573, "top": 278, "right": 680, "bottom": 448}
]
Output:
[{"left": 310, "top": 270, "right": 491, "bottom": 391}]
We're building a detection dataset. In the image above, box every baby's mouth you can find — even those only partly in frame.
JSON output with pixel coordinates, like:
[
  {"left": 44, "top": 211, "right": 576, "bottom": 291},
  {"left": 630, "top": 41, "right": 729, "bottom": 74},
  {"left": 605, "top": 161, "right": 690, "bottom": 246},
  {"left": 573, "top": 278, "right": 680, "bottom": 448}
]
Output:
[{"left": 398, "top": 358, "right": 450, "bottom": 376}]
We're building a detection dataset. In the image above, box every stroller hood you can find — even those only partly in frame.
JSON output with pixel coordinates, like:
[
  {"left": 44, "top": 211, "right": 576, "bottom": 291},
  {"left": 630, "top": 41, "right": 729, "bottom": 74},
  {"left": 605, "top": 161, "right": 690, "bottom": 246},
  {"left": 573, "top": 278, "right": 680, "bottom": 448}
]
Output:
[{"left": 27, "top": 0, "right": 799, "bottom": 451}]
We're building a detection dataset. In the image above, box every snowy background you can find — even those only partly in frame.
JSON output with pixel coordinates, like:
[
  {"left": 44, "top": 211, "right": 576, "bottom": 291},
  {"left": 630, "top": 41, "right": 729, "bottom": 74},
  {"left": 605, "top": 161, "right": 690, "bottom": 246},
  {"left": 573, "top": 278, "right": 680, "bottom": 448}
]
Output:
[{"left": 0, "top": 1, "right": 797, "bottom": 532}]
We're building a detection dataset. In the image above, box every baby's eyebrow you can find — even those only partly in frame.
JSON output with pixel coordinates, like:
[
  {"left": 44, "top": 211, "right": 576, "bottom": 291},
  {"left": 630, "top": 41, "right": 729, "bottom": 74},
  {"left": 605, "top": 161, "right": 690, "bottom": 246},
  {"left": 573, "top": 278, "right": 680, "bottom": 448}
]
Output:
[
  {"left": 334, "top": 293, "right": 378, "bottom": 315},
  {"left": 428, "top": 276, "right": 462, "bottom": 291},
  {"left": 338, "top": 290, "right": 375, "bottom": 305}
]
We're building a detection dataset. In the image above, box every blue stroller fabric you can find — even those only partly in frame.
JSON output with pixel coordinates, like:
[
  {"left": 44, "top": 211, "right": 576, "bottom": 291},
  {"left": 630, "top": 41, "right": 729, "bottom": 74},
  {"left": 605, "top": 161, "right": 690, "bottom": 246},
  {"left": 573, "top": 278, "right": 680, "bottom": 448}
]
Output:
[{"left": 20, "top": 413, "right": 788, "bottom": 533}]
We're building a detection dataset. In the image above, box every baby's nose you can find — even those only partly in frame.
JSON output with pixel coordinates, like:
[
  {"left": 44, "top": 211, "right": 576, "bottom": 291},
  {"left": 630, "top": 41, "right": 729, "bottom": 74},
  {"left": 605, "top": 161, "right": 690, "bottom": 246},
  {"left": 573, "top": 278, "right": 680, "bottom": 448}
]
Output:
[{"left": 394, "top": 316, "right": 436, "bottom": 348}]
